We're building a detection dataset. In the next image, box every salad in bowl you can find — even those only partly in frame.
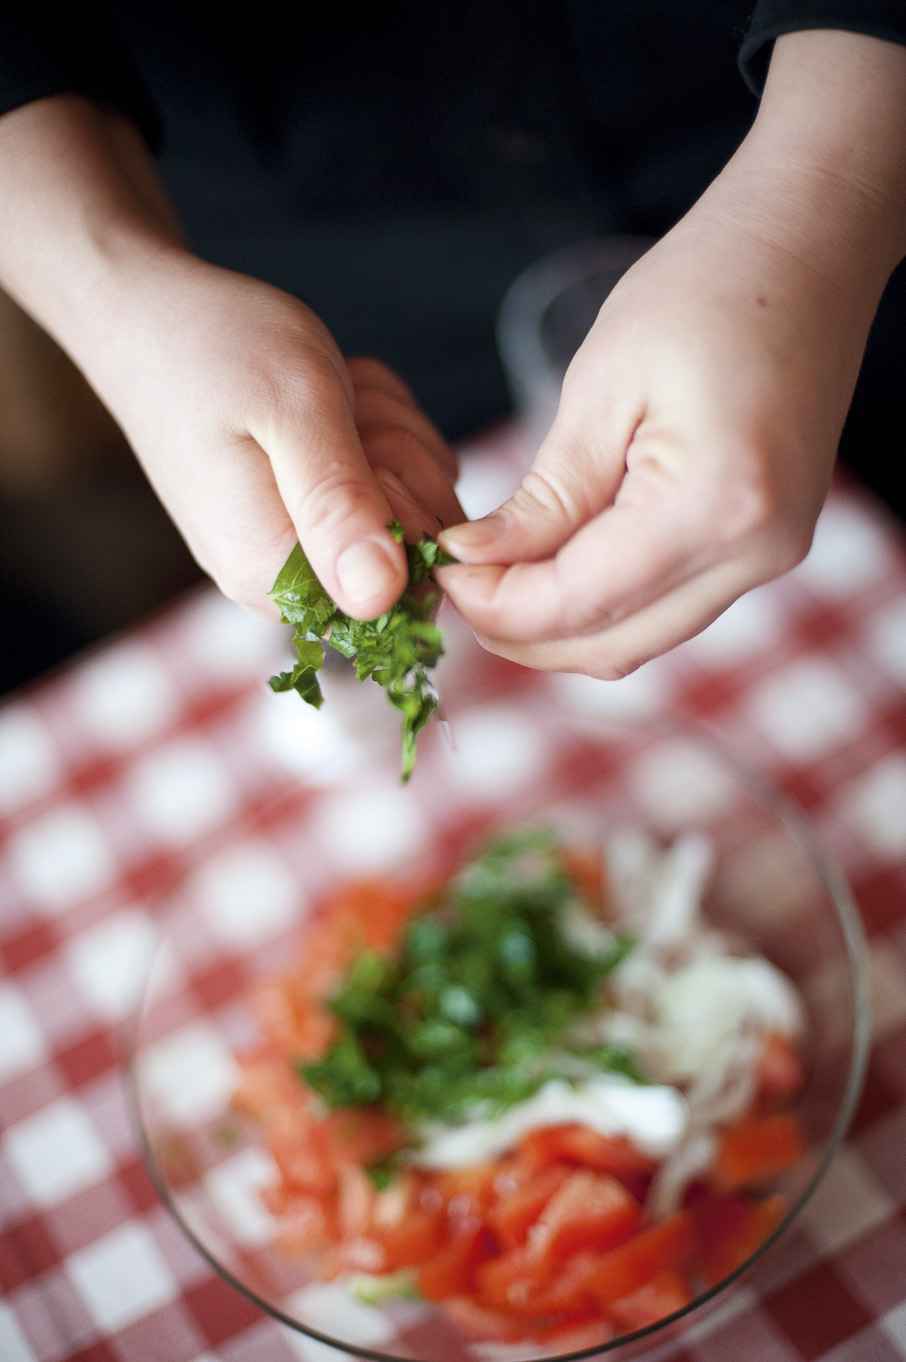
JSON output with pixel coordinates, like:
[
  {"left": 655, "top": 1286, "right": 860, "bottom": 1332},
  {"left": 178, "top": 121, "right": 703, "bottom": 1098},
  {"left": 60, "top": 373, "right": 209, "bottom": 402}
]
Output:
[
  {"left": 130, "top": 712, "right": 867, "bottom": 1361},
  {"left": 232, "top": 825, "right": 807, "bottom": 1348}
]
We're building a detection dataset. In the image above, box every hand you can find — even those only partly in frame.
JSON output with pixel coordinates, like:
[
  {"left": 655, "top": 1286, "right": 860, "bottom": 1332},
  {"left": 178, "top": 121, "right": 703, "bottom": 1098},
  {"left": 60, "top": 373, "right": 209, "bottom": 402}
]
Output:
[
  {"left": 438, "top": 31, "right": 906, "bottom": 678},
  {"left": 87, "top": 253, "right": 460, "bottom": 618}
]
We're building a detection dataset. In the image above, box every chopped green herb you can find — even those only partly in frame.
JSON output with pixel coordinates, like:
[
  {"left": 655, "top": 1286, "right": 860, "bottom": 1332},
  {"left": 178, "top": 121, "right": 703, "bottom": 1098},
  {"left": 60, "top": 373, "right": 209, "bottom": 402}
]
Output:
[
  {"left": 297, "top": 829, "right": 637, "bottom": 1135},
  {"left": 268, "top": 521, "right": 455, "bottom": 780}
]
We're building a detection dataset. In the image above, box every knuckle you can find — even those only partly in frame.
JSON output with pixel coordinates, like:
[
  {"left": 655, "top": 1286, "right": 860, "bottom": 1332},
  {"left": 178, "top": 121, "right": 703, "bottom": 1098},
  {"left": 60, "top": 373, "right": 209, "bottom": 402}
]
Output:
[
  {"left": 511, "top": 467, "right": 582, "bottom": 525},
  {"left": 294, "top": 464, "right": 376, "bottom": 533},
  {"left": 710, "top": 450, "right": 781, "bottom": 546}
]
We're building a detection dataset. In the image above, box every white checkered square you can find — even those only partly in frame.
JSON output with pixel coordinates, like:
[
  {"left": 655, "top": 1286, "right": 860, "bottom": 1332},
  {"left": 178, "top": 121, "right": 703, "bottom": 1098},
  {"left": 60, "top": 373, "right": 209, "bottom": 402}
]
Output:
[
  {"left": 796, "top": 499, "right": 892, "bottom": 596},
  {"left": 745, "top": 658, "right": 864, "bottom": 761},
  {"left": 140, "top": 1020, "right": 238, "bottom": 1127},
  {"left": 8, "top": 804, "right": 114, "bottom": 914},
  {"left": 800, "top": 1146, "right": 893, "bottom": 1255},
  {"left": 312, "top": 782, "right": 430, "bottom": 873},
  {"left": 447, "top": 704, "right": 549, "bottom": 799},
  {"left": 0, "top": 1303, "right": 34, "bottom": 1362},
  {"left": 67, "top": 1221, "right": 175, "bottom": 1332},
  {"left": 882, "top": 1301, "right": 906, "bottom": 1347},
  {"left": 0, "top": 705, "right": 59, "bottom": 816},
  {"left": 0, "top": 985, "right": 45, "bottom": 1083},
  {"left": 628, "top": 737, "right": 738, "bottom": 826},
  {"left": 553, "top": 664, "right": 667, "bottom": 719},
  {"left": 127, "top": 738, "right": 236, "bottom": 844},
  {"left": 285, "top": 1283, "right": 397, "bottom": 1358},
  {"left": 193, "top": 842, "right": 298, "bottom": 947},
  {"left": 75, "top": 641, "right": 178, "bottom": 747},
  {"left": 680, "top": 587, "right": 781, "bottom": 665},
  {"left": 840, "top": 754, "right": 906, "bottom": 860},
  {"left": 180, "top": 590, "right": 283, "bottom": 681},
  {"left": 865, "top": 597, "right": 906, "bottom": 685},
  {"left": 65, "top": 910, "right": 156, "bottom": 1021},
  {"left": 5, "top": 1097, "right": 111, "bottom": 1206}
]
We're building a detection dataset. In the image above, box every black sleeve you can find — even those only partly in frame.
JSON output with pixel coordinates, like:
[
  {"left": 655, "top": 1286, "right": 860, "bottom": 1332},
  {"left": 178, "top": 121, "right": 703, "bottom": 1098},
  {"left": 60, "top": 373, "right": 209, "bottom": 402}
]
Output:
[
  {"left": 740, "top": 0, "right": 906, "bottom": 93},
  {"left": 0, "top": 13, "right": 160, "bottom": 151}
]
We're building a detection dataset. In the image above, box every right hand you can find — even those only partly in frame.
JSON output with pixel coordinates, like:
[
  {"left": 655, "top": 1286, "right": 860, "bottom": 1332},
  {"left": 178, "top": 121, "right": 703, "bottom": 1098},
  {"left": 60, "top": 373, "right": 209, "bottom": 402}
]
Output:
[{"left": 84, "top": 250, "right": 461, "bottom": 617}]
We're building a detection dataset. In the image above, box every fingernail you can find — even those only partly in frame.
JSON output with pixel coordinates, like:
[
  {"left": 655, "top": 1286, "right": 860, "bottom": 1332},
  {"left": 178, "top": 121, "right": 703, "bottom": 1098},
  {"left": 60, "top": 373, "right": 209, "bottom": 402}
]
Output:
[
  {"left": 439, "top": 515, "right": 501, "bottom": 556},
  {"left": 336, "top": 538, "right": 399, "bottom": 606}
]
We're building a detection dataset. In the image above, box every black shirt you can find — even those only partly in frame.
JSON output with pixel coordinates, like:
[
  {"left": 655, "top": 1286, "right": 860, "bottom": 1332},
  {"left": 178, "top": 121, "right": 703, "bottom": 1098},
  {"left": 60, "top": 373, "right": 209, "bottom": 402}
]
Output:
[{"left": 2, "top": 2, "right": 905, "bottom": 438}]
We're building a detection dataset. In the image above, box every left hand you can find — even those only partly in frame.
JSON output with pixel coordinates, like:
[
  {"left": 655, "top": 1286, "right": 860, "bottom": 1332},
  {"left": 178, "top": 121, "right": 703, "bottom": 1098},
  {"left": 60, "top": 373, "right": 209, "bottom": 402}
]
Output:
[{"left": 437, "top": 30, "right": 906, "bottom": 679}]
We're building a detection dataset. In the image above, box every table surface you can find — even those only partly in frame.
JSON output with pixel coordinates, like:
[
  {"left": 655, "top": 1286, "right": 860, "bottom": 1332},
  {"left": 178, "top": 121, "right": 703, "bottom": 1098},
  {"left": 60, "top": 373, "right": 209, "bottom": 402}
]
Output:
[{"left": 2, "top": 427, "right": 906, "bottom": 1362}]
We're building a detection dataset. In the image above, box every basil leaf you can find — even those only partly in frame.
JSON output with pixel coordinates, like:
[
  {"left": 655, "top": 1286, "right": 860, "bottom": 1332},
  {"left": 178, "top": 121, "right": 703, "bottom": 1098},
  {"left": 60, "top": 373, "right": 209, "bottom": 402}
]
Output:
[{"left": 267, "top": 521, "right": 453, "bottom": 780}]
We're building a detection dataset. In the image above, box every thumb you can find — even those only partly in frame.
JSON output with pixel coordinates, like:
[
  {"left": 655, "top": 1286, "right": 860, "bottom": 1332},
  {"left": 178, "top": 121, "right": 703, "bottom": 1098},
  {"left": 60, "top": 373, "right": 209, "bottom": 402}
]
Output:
[
  {"left": 440, "top": 394, "right": 636, "bottom": 566},
  {"left": 253, "top": 354, "right": 407, "bottom": 619}
]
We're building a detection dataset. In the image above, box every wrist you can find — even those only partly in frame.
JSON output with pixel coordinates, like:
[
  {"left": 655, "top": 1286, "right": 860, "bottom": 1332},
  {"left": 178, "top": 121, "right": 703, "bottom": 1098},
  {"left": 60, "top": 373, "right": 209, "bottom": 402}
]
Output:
[
  {"left": 739, "top": 31, "right": 906, "bottom": 282},
  {"left": 0, "top": 97, "right": 188, "bottom": 374}
]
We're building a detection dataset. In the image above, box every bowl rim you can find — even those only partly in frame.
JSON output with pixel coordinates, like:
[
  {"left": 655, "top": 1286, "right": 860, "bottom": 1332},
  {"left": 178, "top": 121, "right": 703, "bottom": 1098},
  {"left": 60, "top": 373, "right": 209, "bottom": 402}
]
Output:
[{"left": 125, "top": 718, "right": 872, "bottom": 1362}]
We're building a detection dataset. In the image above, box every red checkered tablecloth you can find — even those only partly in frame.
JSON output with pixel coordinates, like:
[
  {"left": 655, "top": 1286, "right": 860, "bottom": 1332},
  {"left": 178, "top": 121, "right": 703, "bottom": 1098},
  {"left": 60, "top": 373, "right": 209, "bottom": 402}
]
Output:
[{"left": 2, "top": 427, "right": 906, "bottom": 1362}]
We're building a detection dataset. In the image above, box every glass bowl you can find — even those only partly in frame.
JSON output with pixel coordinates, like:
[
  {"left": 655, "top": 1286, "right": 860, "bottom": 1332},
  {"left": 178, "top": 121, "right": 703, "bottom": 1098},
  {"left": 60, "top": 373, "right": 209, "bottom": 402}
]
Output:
[{"left": 127, "top": 700, "right": 868, "bottom": 1362}]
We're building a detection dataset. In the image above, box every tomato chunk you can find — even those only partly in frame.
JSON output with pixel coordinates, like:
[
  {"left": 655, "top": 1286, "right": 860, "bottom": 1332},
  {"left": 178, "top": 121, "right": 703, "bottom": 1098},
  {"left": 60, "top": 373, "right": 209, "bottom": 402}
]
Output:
[
  {"left": 437, "top": 1163, "right": 499, "bottom": 1220},
  {"left": 419, "top": 1224, "right": 492, "bottom": 1300},
  {"left": 528, "top": 1171, "right": 641, "bottom": 1267},
  {"left": 518, "top": 1124, "right": 654, "bottom": 1179},
  {"left": 609, "top": 1269, "right": 691, "bottom": 1331},
  {"left": 758, "top": 1034, "right": 804, "bottom": 1105},
  {"left": 714, "top": 1114, "right": 805, "bottom": 1191},
  {"left": 589, "top": 1211, "right": 697, "bottom": 1306},
  {"left": 700, "top": 1195, "right": 786, "bottom": 1286},
  {"left": 487, "top": 1165, "right": 570, "bottom": 1247},
  {"left": 377, "top": 1209, "right": 444, "bottom": 1270}
]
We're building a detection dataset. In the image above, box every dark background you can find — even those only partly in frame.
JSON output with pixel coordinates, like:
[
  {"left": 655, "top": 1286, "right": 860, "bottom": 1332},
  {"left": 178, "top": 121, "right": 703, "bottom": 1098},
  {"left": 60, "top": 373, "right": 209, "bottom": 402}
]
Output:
[{"left": 1, "top": 2, "right": 903, "bottom": 697}]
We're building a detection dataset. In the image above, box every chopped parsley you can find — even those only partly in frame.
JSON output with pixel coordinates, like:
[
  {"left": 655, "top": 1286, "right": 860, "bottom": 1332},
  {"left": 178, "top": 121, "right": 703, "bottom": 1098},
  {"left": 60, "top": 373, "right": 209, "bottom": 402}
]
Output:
[
  {"left": 297, "top": 829, "right": 637, "bottom": 1137},
  {"left": 268, "top": 522, "right": 455, "bottom": 781}
]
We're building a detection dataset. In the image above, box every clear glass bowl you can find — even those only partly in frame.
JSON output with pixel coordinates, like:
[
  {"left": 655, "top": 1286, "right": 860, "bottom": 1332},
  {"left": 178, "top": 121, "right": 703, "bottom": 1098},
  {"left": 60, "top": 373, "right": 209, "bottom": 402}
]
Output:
[{"left": 127, "top": 703, "right": 869, "bottom": 1362}]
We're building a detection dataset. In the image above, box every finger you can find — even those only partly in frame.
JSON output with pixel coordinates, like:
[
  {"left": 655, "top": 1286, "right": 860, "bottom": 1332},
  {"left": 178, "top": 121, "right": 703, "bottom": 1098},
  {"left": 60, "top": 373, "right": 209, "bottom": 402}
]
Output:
[
  {"left": 352, "top": 382, "right": 458, "bottom": 483},
  {"left": 177, "top": 430, "right": 298, "bottom": 618},
  {"left": 439, "top": 379, "right": 641, "bottom": 565},
  {"left": 437, "top": 486, "right": 715, "bottom": 645},
  {"left": 250, "top": 353, "right": 407, "bottom": 619},
  {"left": 364, "top": 428, "right": 463, "bottom": 530},
  {"left": 473, "top": 557, "right": 763, "bottom": 678},
  {"left": 375, "top": 466, "right": 445, "bottom": 542}
]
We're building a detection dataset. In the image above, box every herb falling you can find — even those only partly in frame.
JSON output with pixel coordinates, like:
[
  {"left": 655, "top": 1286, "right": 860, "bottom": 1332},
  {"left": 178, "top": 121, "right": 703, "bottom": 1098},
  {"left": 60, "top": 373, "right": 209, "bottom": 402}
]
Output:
[{"left": 267, "top": 522, "right": 455, "bottom": 781}]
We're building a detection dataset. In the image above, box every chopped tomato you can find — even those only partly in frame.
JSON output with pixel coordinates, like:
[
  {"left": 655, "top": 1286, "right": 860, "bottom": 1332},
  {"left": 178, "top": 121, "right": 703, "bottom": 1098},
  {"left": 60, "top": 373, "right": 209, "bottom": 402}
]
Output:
[
  {"left": 273, "top": 1195, "right": 332, "bottom": 1257},
  {"left": 377, "top": 1209, "right": 444, "bottom": 1270},
  {"left": 589, "top": 1211, "right": 697, "bottom": 1306},
  {"left": 531, "top": 1251, "right": 601, "bottom": 1315},
  {"left": 487, "top": 1165, "right": 570, "bottom": 1247},
  {"left": 337, "top": 1164, "right": 375, "bottom": 1237},
  {"left": 475, "top": 1248, "right": 539, "bottom": 1314},
  {"left": 323, "top": 1108, "right": 406, "bottom": 1166},
  {"left": 517, "top": 1123, "right": 654, "bottom": 1179},
  {"left": 528, "top": 1171, "right": 641, "bottom": 1268},
  {"left": 437, "top": 1162, "right": 500, "bottom": 1221},
  {"left": 699, "top": 1195, "right": 786, "bottom": 1286},
  {"left": 609, "top": 1269, "right": 691, "bottom": 1331},
  {"left": 758, "top": 1034, "right": 804, "bottom": 1106},
  {"left": 714, "top": 1114, "right": 805, "bottom": 1192},
  {"left": 419, "top": 1224, "right": 492, "bottom": 1300}
]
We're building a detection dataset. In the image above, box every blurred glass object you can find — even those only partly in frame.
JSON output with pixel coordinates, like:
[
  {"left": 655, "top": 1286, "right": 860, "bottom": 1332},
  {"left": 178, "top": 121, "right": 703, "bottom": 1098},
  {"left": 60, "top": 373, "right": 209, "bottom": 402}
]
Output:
[{"left": 496, "top": 236, "right": 655, "bottom": 456}]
